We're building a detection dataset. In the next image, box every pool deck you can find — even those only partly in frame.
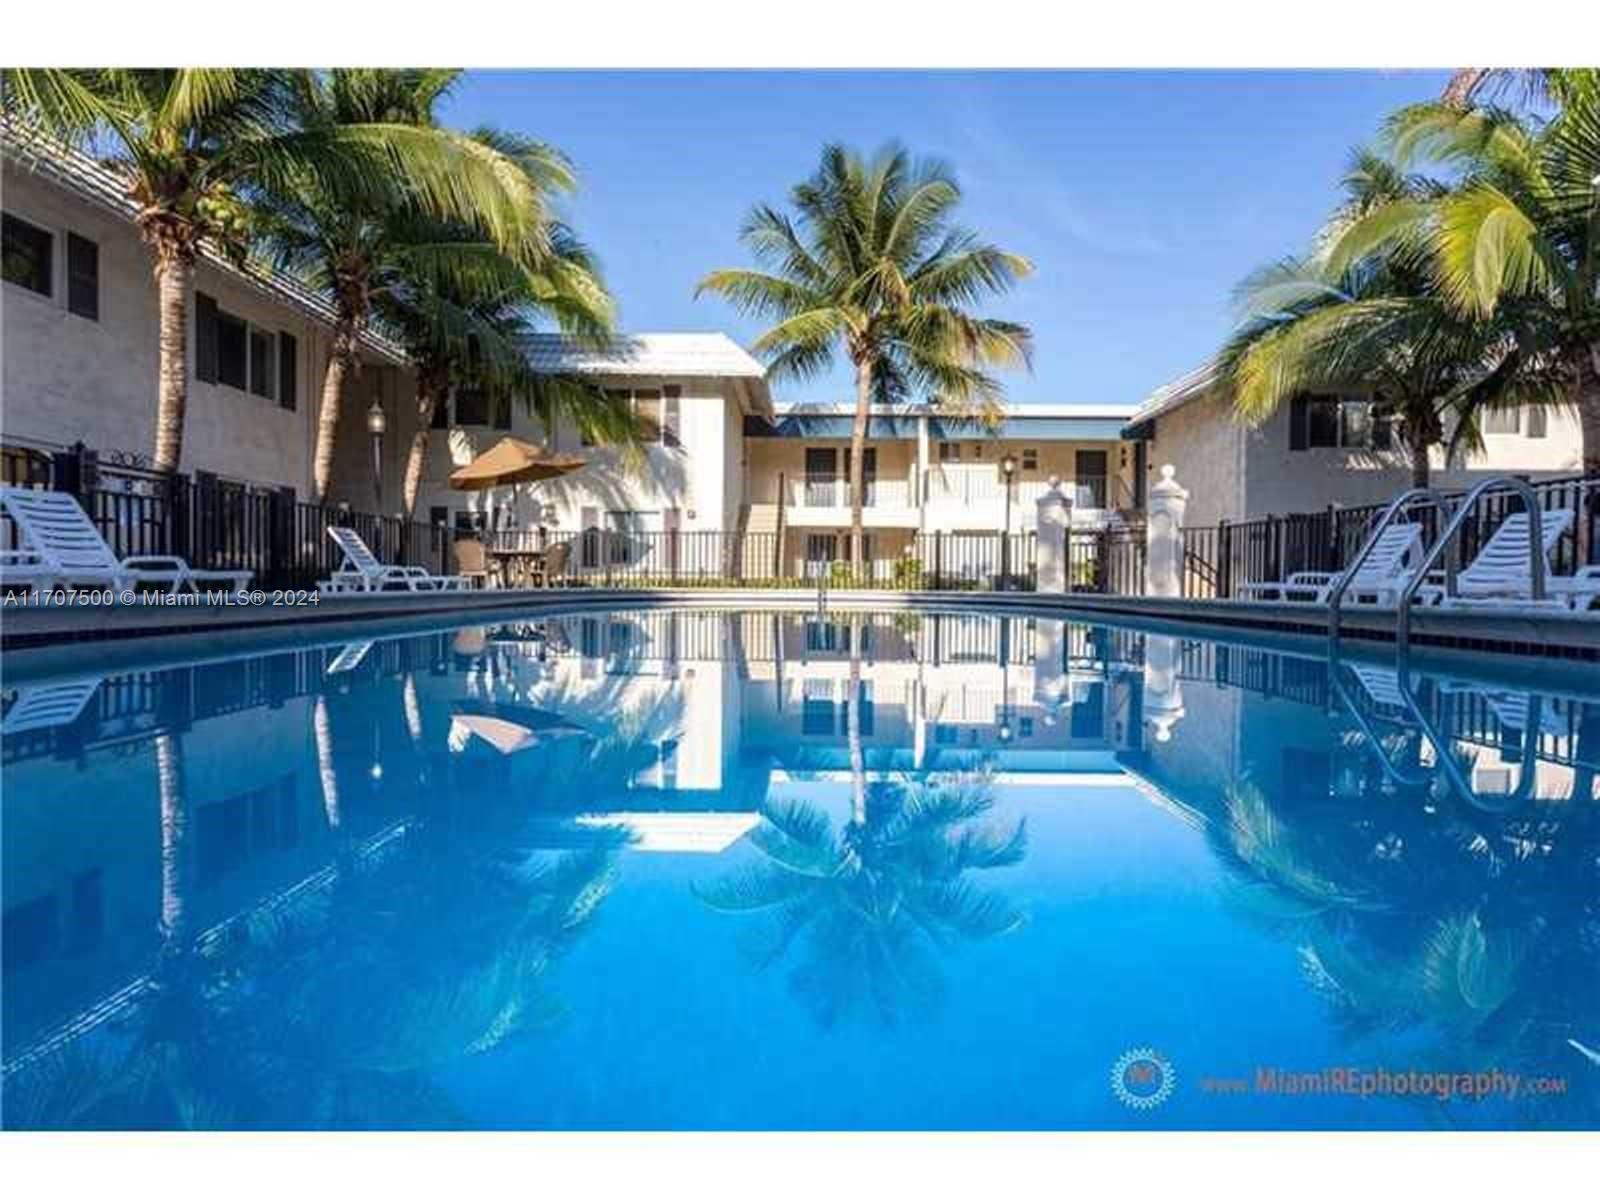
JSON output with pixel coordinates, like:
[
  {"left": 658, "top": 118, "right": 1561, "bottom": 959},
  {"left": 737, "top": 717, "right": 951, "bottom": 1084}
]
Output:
[{"left": 3, "top": 585, "right": 1596, "bottom": 693}]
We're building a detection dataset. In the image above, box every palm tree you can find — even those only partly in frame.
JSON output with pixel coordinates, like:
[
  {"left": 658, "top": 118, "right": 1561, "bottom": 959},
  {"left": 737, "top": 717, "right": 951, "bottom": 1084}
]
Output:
[
  {"left": 1219, "top": 149, "right": 1563, "bottom": 487},
  {"left": 376, "top": 202, "right": 633, "bottom": 517},
  {"left": 696, "top": 772, "right": 1026, "bottom": 1026},
  {"left": 1, "top": 69, "right": 546, "bottom": 475},
  {"left": 1441, "top": 68, "right": 1599, "bottom": 111},
  {"left": 698, "top": 144, "right": 1033, "bottom": 576},
  {"left": 1338, "top": 95, "right": 1600, "bottom": 474},
  {"left": 249, "top": 71, "right": 573, "bottom": 501}
]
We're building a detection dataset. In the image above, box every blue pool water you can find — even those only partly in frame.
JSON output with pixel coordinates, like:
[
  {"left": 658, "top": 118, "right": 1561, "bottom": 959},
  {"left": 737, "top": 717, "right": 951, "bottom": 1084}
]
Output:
[{"left": 2, "top": 609, "right": 1596, "bottom": 1130}]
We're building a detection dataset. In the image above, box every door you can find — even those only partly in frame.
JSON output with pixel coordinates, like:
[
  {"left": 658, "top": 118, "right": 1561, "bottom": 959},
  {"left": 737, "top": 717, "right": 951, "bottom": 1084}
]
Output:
[
  {"left": 1075, "top": 450, "right": 1108, "bottom": 509},
  {"left": 804, "top": 448, "right": 838, "bottom": 506},
  {"left": 844, "top": 447, "right": 877, "bottom": 507}
]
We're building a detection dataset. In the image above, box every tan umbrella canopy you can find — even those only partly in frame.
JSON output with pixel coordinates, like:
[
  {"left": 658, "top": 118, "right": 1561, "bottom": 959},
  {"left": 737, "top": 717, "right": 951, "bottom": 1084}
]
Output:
[{"left": 447, "top": 437, "right": 587, "bottom": 491}]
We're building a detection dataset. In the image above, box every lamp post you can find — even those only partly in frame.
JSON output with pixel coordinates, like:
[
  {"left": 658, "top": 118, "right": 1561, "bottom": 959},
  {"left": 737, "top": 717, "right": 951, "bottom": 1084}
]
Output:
[
  {"left": 366, "top": 396, "right": 386, "bottom": 511},
  {"left": 1000, "top": 453, "right": 1018, "bottom": 589}
]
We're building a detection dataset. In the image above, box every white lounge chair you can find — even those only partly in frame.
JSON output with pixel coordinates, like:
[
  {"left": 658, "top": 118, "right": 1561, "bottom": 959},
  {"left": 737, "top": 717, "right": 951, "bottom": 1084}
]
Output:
[
  {"left": 0, "top": 485, "right": 251, "bottom": 597},
  {"left": 1237, "top": 521, "right": 1424, "bottom": 605},
  {"left": 1, "top": 678, "right": 103, "bottom": 735},
  {"left": 317, "top": 527, "right": 467, "bottom": 595},
  {"left": 325, "top": 640, "right": 375, "bottom": 674},
  {"left": 1415, "top": 510, "right": 1574, "bottom": 607}
]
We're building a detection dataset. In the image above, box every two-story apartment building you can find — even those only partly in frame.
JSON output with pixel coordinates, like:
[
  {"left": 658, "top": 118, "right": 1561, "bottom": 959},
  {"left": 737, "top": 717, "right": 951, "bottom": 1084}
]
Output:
[
  {"left": 4, "top": 130, "right": 1138, "bottom": 579},
  {"left": 2, "top": 132, "right": 415, "bottom": 501},
  {"left": 1123, "top": 362, "right": 1585, "bottom": 528}
]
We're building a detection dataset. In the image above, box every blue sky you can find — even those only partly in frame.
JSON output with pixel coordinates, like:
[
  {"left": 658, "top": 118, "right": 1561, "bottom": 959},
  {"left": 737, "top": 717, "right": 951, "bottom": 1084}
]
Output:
[{"left": 440, "top": 70, "right": 1453, "bottom": 409}]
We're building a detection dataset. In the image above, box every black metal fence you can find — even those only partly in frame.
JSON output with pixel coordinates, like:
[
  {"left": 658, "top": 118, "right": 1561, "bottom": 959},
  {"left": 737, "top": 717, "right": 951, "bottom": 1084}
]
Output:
[
  {"left": 6, "top": 437, "right": 1595, "bottom": 598},
  {"left": 3, "top": 442, "right": 449, "bottom": 590}
]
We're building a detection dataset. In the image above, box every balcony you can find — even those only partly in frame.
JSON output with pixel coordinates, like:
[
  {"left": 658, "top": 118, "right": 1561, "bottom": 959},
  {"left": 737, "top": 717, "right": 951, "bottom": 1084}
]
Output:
[
  {"left": 925, "top": 470, "right": 1117, "bottom": 525},
  {"left": 783, "top": 475, "right": 919, "bottom": 527}
]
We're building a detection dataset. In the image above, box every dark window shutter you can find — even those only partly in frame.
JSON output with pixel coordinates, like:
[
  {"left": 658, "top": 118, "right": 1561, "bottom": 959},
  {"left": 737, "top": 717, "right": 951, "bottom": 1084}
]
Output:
[
  {"left": 663, "top": 385, "right": 682, "bottom": 447},
  {"left": 66, "top": 233, "right": 98, "bottom": 320},
  {"left": 278, "top": 331, "right": 298, "bottom": 410},
  {"left": 1526, "top": 405, "right": 1547, "bottom": 439},
  {"left": 1288, "top": 395, "right": 1309, "bottom": 451},
  {"left": 494, "top": 392, "right": 512, "bottom": 430},
  {"left": 195, "top": 292, "right": 219, "bottom": 384}
]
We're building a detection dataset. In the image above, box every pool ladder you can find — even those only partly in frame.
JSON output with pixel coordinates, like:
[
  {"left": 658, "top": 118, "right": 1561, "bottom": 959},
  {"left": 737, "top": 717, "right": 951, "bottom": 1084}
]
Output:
[{"left": 1328, "top": 475, "right": 1549, "bottom": 667}]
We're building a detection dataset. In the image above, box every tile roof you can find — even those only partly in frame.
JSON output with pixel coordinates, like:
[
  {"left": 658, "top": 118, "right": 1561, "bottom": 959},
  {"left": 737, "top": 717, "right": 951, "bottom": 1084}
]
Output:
[{"left": 521, "top": 332, "right": 767, "bottom": 379}]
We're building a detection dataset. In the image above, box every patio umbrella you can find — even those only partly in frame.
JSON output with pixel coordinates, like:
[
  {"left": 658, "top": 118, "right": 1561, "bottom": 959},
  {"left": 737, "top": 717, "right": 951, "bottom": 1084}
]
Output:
[{"left": 447, "top": 437, "right": 586, "bottom": 491}]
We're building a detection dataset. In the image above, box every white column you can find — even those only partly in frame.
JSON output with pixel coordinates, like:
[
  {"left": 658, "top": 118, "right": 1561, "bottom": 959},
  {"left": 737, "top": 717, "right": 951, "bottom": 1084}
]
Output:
[
  {"left": 1142, "top": 633, "right": 1186, "bottom": 743},
  {"left": 1032, "top": 617, "right": 1066, "bottom": 718},
  {"left": 1034, "top": 476, "right": 1072, "bottom": 593},
  {"left": 1144, "top": 464, "right": 1189, "bottom": 598},
  {"left": 916, "top": 414, "right": 930, "bottom": 531}
]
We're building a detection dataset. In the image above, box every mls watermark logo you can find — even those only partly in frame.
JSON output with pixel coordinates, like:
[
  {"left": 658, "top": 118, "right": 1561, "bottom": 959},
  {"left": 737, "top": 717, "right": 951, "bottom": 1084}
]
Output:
[{"left": 1111, "top": 1047, "right": 1176, "bottom": 1110}]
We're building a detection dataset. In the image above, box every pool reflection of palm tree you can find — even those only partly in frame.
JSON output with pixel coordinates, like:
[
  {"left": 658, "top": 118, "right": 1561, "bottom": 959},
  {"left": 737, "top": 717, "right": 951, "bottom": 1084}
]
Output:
[
  {"left": 1215, "top": 778, "right": 1600, "bottom": 1122},
  {"left": 697, "top": 768, "right": 1027, "bottom": 1028}
]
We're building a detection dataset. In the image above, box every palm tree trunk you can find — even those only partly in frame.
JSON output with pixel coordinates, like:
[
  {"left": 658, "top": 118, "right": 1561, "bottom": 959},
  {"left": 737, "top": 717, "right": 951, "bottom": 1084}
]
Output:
[
  {"left": 313, "top": 326, "right": 361, "bottom": 503},
  {"left": 848, "top": 358, "right": 872, "bottom": 579},
  {"left": 1578, "top": 344, "right": 1600, "bottom": 479},
  {"left": 401, "top": 376, "right": 445, "bottom": 518},
  {"left": 155, "top": 733, "right": 188, "bottom": 952},
  {"left": 151, "top": 246, "right": 195, "bottom": 473},
  {"left": 1409, "top": 441, "right": 1431, "bottom": 489},
  {"left": 846, "top": 614, "right": 866, "bottom": 826}
]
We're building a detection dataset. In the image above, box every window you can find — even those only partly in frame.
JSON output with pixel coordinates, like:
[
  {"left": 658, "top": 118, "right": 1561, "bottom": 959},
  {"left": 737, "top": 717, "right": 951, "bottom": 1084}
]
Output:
[
  {"left": 455, "top": 387, "right": 489, "bottom": 426},
  {"left": 1339, "top": 402, "right": 1370, "bottom": 448},
  {"left": 1482, "top": 407, "right": 1521, "bottom": 435},
  {"left": 216, "top": 309, "right": 248, "bottom": 390},
  {"left": 494, "top": 393, "right": 513, "bottom": 430},
  {"left": 66, "top": 232, "right": 98, "bottom": 320},
  {"left": 2, "top": 213, "right": 53, "bottom": 297},
  {"left": 1021, "top": 448, "right": 1038, "bottom": 472},
  {"left": 634, "top": 389, "right": 662, "bottom": 440},
  {"left": 1290, "top": 395, "right": 1395, "bottom": 452},
  {"left": 429, "top": 505, "right": 448, "bottom": 527},
  {"left": 938, "top": 442, "right": 961, "bottom": 462},
  {"left": 249, "top": 328, "right": 276, "bottom": 399},
  {"left": 1018, "top": 716, "right": 1035, "bottom": 739},
  {"left": 1527, "top": 405, "right": 1548, "bottom": 439},
  {"left": 278, "top": 331, "right": 298, "bottom": 411},
  {"left": 1307, "top": 397, "right": 1340, "bottom": 448},
  {"left": 662, "top": 385, "right": 682, "bottom": 447}
]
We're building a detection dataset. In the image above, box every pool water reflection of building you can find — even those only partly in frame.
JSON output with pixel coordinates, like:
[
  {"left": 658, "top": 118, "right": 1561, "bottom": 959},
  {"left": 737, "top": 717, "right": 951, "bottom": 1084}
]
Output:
[{"left": 2, "top": 610, "right": 1596, "bottom": 1130}]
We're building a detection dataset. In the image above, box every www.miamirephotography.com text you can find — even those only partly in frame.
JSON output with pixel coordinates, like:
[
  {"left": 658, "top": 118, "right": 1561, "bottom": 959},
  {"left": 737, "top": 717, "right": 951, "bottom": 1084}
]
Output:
[{"left": 1198, "top": 1067, "right": 1568, "bottom": 1102}]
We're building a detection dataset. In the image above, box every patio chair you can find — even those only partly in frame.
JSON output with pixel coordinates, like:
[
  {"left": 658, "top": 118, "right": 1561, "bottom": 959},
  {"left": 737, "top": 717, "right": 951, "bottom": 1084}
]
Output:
[
  {"left": 1236, "top": 521, "right": 1424, "bottom": 605},
  {"left": 1415, "top": 509, "right": 1572, "bottom": 607},
  {"left": 527, "top": 540, "right": 571, "bottom": 588},
  {"left": 0, "top": 485, "right": 251, "bottom": 597},
  {"left": 317, "top": 527, "right": 468, "bottom": 595},
  {"left": 453, "top": 537, "right": 494, "bottom": 589},
  {"left": 1, "top": 677, "right": 103, "bottom": 735}
]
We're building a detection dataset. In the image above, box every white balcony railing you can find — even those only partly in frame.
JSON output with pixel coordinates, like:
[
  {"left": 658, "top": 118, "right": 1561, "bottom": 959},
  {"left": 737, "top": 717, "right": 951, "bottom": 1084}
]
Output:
[
  {"left": 789, "top": 476, "right": 914, "bottom": 510},
  {"left": 926, "top": 471, "right": 1111, "bottom": 510}
]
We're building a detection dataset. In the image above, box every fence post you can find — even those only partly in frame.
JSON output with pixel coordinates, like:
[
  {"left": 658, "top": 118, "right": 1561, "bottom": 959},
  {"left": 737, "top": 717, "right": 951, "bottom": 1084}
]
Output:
[
  {"left": 1033, "top": 478, "right": 1071, "bottom": 594},
  {"left": 1144, "top": 465, "right": 1189, "bottom": 598},
  {"left": 50, "top": 442, "right": 94, "bottom": 500},
  {"left": 1217, "top": 519, "right": 1231, "bottom": 598},
  {"left": 933, "top": 530, "right": 944, "bottom": 589},
  {"left": 269, "top": 486, "right": 294, "bottom": 587}
]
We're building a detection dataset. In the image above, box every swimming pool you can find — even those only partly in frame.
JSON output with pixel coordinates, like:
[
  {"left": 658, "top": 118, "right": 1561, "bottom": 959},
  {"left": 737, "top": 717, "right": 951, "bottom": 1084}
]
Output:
[{"left": 2, "top": 607, "right": 1596, "bottom": 1130}]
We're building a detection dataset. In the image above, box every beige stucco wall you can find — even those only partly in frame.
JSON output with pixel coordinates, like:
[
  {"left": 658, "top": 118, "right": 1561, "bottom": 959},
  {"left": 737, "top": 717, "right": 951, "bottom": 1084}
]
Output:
[
  {"left": 1240, "top": 401, "right": 1585, "bottom": 521},
  {"left": 398, "top": 377, "right": 743, "bottom": 534},
  {"left": 1140, "top": 392, "right": 1247, "bottom": 528},
  {"left": 2, "top": 162, "right": 411, "bottom": 497}
]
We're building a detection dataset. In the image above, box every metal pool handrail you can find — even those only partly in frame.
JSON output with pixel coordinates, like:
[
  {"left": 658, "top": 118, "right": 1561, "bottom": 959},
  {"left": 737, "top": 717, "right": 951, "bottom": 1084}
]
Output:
[
  {"left": 1328, "top": 486, "right": 1448, "bottom": 648},
  {"left": 1395, "top": 476, "right": 1547, "bottom": 668}
]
